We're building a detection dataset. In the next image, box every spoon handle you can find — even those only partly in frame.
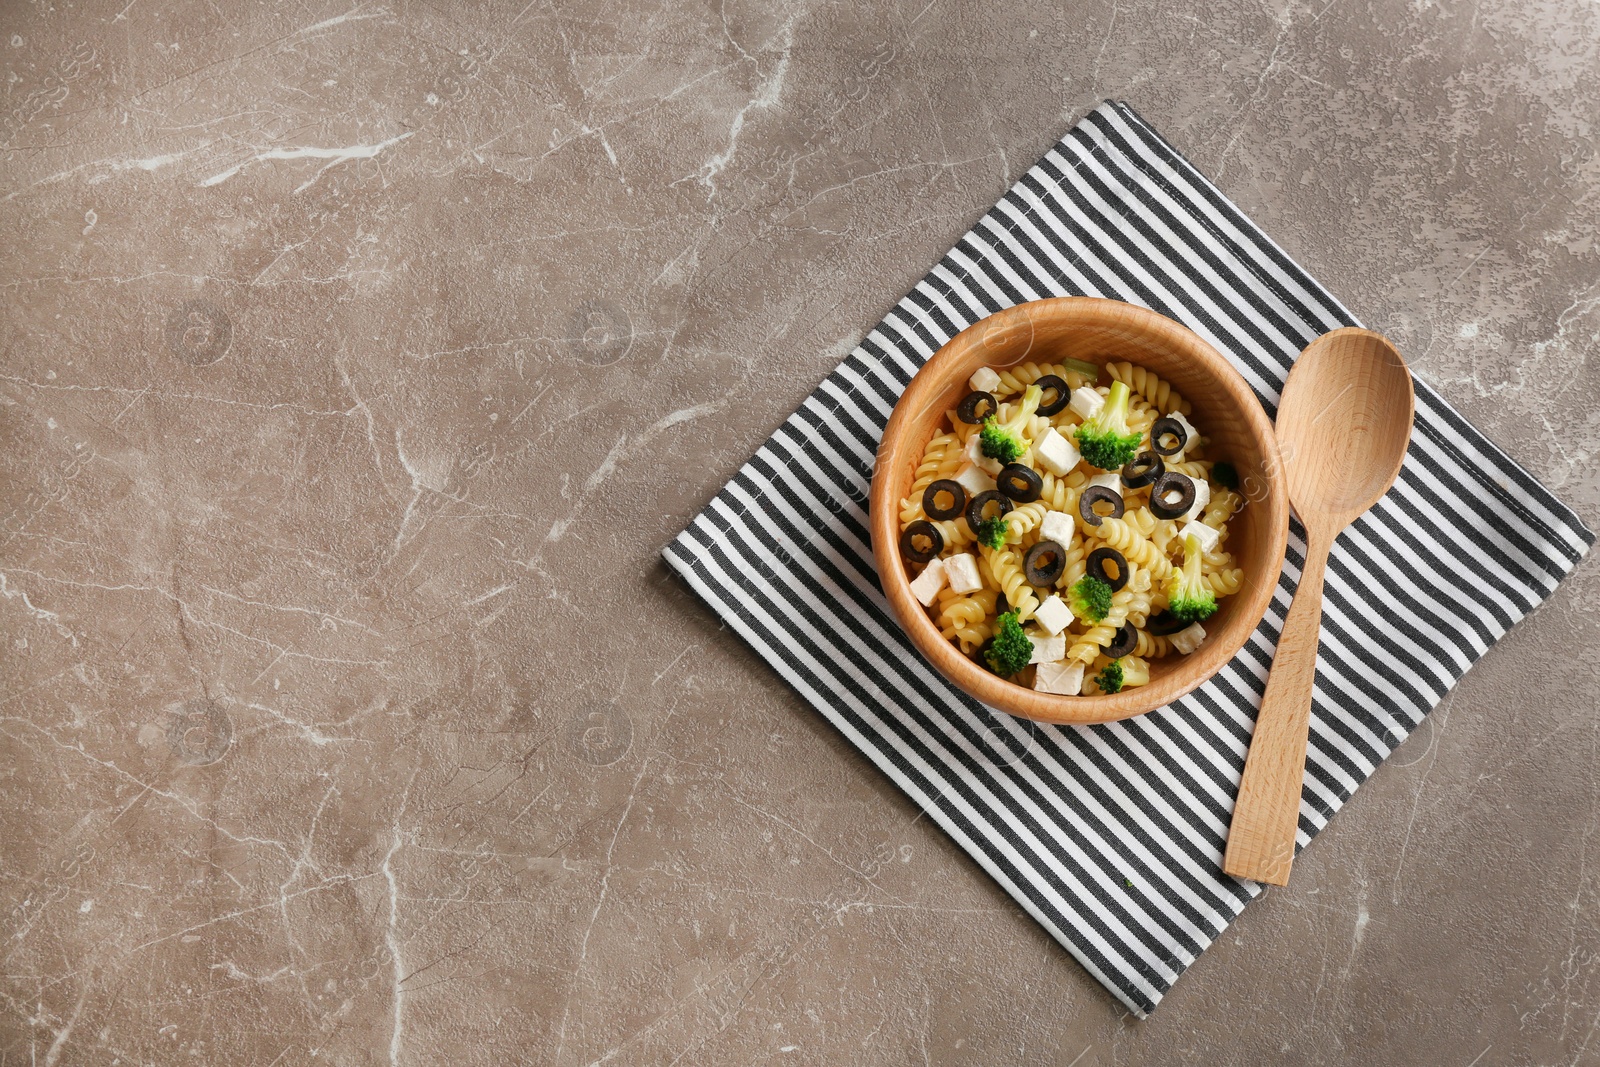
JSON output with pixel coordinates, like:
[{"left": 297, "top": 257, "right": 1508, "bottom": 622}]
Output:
[{"left": 1223, "top": 524, "right": 1333, "bottom": 885}]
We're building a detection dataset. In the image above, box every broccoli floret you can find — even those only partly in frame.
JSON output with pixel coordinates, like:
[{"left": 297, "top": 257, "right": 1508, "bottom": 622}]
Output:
[
  {"left": 979, "top": 384, "right": 1044, "bottom": 463},
  {"left": 975, "top": 514, "right": 1009, "bottom": 550},
  {"left": 984, "top": 611, "right": 1033, "bottom": 677},
  {"left": 1212, "top": 461, "right": 1239, "bottom": 491},
  {"left": 1094, "top": 660, "right": 1125, "bottom": 693},
  {"left": 1073, "top": 380, "right": 1142, "bottom": 470},
  {"left": 1068, "top": 575, "right": 1112, "bottom": 624},
  {"left": 979, "top": 418, "right": 1024, "bottom": 465},
  {"left": 1165, "top": 533, "right": 1218, "bottom": 623}
]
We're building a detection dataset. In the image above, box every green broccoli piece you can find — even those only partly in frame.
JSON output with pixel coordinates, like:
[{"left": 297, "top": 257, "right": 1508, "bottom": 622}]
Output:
[
  {"left": 983, "top": 611, "right": 1033, "bottom": 677},
  {"left": 979, "top": 384, "right": 1044, "bottom": 463},
  {"left": 1212, "top": 461, "right": 1239, "bottom": 491},
  {"left": 1067, "top": 575, "right": 1112, "bottom": 624},
  {"left": 975, "top": 514, "right": 1009, "bottom": 550},
  {"left": 1073, "top": 380, "right": 1142, "bottom": 470},
  {"left": 1094, "top": 660, "right": 1125, "bottom": 694},
  {"left": 1165, "top": 533, "right": 1218, "bottom": 623}
]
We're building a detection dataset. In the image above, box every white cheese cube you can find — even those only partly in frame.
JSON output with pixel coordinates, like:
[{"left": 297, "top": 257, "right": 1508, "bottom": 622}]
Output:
[
  {"left": 953, "top": 462, "right": 997, "bottom": 497},
  {"left": 945, "top": 552, "right": 982, "bottom": 594},
  {"left": 969, "top": 366, "right": 1002, "bottom": 393},
  {"left": 1039, "top": 509, "right": 1075, "bottom": 545},
  {"left": 909, "top": 557, "right": 947, "bottom": 607},
  {"left": 1181, "top": 477, "right": 1211, "bottom": 523},
  {"left": 1178, "top": 519, "right": 1221, "bottom": 554},
  {"left": 1034, "top": 659, "right": 1085, "bottom": 695},
  {"left": 1167, "top": 410, "right": 1201, "bottom": 455},
  {"left": 1028, "top": 632, "right": 1066, "bottom": 665},
  {"left": 1087, "top": 472, "right": 1122, "bottom": 494},
  {"left": 1068, "top": 386, "right": 1105, "bottom": 420},
  {"left": 965, "top": 432, "right": 1002, "bottom": 475},
  {"left": 1034, "top": 594, "right": 1073, "bottom": 636},
  {"left": 1171, "top": 622, "right": 1207, "bottom": 655},
  {"left": 1033, "top": 427, "right": 1079, "bottom": 476}
]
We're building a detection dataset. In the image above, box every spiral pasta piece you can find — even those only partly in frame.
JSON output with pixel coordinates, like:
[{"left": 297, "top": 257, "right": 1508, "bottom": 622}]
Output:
[
  {"left": 937, "top": 587, "right": 998, "bottom": 652},
  {"left": 1036, "top": 469, "right": 1086, "bottom": 512},
  {"left": 1093, "top": 518, "right": 1175, "bottom": 581},
  {"left": 1002, "top": 501, "right": 1051, "bottom": 543},
  {"left": 1164, "top": 459, "right": 1213, "bottom": 480},
  {"left": 1150, "top": 517, "right": 1183, "bottom": 555},
  {"left": 993, "top": 361, "right": 1091, "bottom": 398},
  {"left": 900, "top": 431, "right": 962, "bottom": 525},
  {"left": 1106, "top": 360, "right": 1191, "bottom": 415},
  {"left": 1132, "top": 630, "right": 1172, "bottom": 658},
  {"left": 928, "top": 517, "right": 973, "bottom": 550},
  {"left": 1123, "top": 507, "right": 1158, "bottom": 538},
  {"left": 1202, "top": 568, "right": 1245, "bottom": 597},
  {"left": 1125, "top": 403, "right": 1157, "bottom": 436},
  {"left": 1202, "top": 489, "right": 1243, "bottom": 530},
  {"left": 1068, "top": 578, "right": 1136, "bottom": 664},
  {"left": 1054, "top": 530, "right": 1088, "bottom": 589},
  {"left": 980, "top": 545, "right": 1040, "bottom": 622},
  {"left": 1124, "top": 565, "right": 1155, "bottom": 628}
]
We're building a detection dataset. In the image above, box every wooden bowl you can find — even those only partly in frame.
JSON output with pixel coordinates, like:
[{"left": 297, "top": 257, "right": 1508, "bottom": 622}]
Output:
[{"left": 870, "top": 297, "right": 1289, "bottom": 725}]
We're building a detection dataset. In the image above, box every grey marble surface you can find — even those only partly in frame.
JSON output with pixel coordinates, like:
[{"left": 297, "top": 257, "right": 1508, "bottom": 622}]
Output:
[{"left": 2, "top": 0, "right": 1597, "bottom": 1063}]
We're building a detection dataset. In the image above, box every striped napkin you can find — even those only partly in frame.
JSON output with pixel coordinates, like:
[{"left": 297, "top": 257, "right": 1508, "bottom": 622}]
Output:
[{"left": 661, "top": 100, "right": 1593, "bottom": 1016}]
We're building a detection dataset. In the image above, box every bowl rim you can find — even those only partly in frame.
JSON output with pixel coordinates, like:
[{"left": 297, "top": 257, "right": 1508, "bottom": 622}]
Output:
[{"left": 869, "top": 296, "right": 1289, "bottom": 725}]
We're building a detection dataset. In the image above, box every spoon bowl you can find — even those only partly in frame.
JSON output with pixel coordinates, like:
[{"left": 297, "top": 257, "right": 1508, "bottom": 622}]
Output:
[
  {"left": 1276, "top": 330, "right": 1415, "bottom": 523},
  {"left": 1223, "top": 327, "right": 1414, "bottom": 886}
]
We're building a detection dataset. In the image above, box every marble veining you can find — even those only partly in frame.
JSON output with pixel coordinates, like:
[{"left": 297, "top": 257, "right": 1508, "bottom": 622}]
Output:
[{"left": 2, "top": 0, "right": 1597, "bottom": 1063}]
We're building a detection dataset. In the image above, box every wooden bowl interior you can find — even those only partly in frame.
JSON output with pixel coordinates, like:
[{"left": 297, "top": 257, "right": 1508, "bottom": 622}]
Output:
[{"left": 875, "top": 298, "right": 1286, "bottom": 724}]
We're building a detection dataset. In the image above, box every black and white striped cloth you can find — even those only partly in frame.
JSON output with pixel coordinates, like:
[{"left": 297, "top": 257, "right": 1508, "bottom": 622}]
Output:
[{"left": 661, "top": 101, "right": 1593, "bottom": 1016}]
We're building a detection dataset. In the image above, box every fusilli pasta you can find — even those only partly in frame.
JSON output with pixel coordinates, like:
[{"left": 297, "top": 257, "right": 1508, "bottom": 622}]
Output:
[{"left": 897, "top": 355, "right": 1246, "bottom": 694}]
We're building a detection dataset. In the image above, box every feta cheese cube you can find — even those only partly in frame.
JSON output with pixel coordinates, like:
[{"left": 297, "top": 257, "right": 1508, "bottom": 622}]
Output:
[
  {"left": 1034, "top": 659, "right": 1085, "bottom": 695},
  {"left": 1039, "top": 509, "right": 1075, "bottom": 545},
  {"left": 1028, "top": 631, "right": 1067, "bottom": 665},
  {"left": 1167, "top": 410, "right": 1201, "bottom": 454},
  {"left": 1171, "top": 622, "right": 1207, "bottom": 655},
  {"left": 945, "top": 552, "right": 982, "bottom": 594},
  {"left": 1086, "top": 471, "right": 1122, "bottom": 494},
  {"left": 1178, "top": 519, "right": 1221, "bottom": 554},
  {"left": 1068, "top": 386, "right": 1104, "bottom": 420},
  {"left": 1034, "top": 594, "right": 1073, "bottom": 636},
  {"left": 1033, "top": 427, "right": 1079, "bottom": 476},
  {"left": 965, "top": 432, "right": 1002, "bottom": 475},
  {"left": 969, "top": 366, "right": 1002, "bottom": 393},
  {"left": 1181, "top": 477, "right": 1211, "bottom": 523},
  {"left": 908, "top": 557, "right": 947, "bottom": 607},
  {"left": 953, "top": 462, "right": 997, "bottom": 497}
]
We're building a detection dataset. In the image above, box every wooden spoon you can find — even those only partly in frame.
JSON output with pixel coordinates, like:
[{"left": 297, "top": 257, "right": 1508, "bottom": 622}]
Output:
[{"left": 1223, "top": 328, "right": 1414, "bottom": 886}]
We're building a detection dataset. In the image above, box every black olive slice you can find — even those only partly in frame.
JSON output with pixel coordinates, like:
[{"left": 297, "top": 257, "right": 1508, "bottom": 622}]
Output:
[
  {"left": 995, "top": 592, "right": 1009, "bottom": 616},
  {"left": 1103, "top": 624, "right": 1137, "bottom": 659},
  {"left": 1121, "top": 450, "right": 1164, "bottom": 489},
  {"left": 1076, "top": 484, "right": 1125, "bottom": 528},
  {"left": 1146, "top": 610, "right": 1188, "bottom": 636},
  {"left": 923, "top": 479, "right": 967, "bottom": 521},
  {"left": 1085, "top": 546, "right": 1128, "bottom": 591},
  {"left": 956, "top": 390, "right": 998, "bottom": 425},
  {"left": 1033, "top": 374, "right": 1070, "bottom": 416},
  {"left": 1148, "top": 472, "right": 1196, "bottom": 520},
  {"left": 1023, "top": 540, "right": 1067, "bottom": 586},
  {"left": 1150, "top": 416, "right": 1188, "bottom": 457},
  {"left": 997, "top": 463, "right": 1043, "bottom": 503},
  {"left": 899, "top": 520, "right": 943, "bottom": 563},
  {"left": 964, "top": 490, "right": 1012, "bottom": 533}
]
